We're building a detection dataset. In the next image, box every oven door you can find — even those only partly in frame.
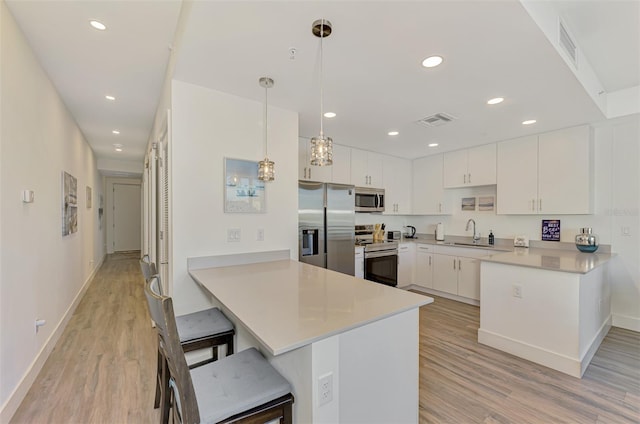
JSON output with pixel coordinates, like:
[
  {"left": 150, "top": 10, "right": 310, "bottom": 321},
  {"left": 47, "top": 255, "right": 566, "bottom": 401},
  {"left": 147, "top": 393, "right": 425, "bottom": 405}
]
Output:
[{"left": 364, "top": 251, "right": 398, "bottom": 287}]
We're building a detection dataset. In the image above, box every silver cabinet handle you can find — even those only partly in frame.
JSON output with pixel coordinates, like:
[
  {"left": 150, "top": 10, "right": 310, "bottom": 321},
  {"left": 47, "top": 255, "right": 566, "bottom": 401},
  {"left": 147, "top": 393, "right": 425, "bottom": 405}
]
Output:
[
  {"left": 463, "top": 174, "right": 467, "bottom": 184},
  {"left": 309, "top": 168, "right": 311, "bottom": 179},
  {"left": 303, "top": 168, "right": 306, "bottom": 179},
  {"left": 468, "top": 173, "right": 471, "bottom": 184},
  {"left": 453, "top": 259, "right": 456, "bottom": 270},
  {"left": 429, "top": 256, "right": 431, "bottom": 266},
  {"left": 458, "top": 259, "right": 461, "bottom": 270},
  {"left": 531, "top": 199, "right": 535, "bottom": 212}
]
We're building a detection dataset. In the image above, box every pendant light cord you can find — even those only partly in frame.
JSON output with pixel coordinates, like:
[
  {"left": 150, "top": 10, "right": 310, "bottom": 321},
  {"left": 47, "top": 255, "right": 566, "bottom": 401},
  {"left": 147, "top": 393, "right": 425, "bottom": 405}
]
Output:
[
  {"left": 264, "top": 83, "right": 268, "bottom": 157},
  {"left": 319, "top": 20, "right": 324, "bottom": 138}
]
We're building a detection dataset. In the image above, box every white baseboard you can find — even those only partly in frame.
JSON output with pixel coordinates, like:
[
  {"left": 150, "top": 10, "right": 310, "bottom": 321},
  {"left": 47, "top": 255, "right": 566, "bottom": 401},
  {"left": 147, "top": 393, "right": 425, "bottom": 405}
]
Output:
[
  {"left": 0, "top": 254, "right": 105, "bottom": 423},
  {"left": 478, "top": 315, "right": 612, "bottom": 379},
  {"left": 404, "top": 285, "right": 479, "bottom": 307},
  {"left": 612, "top": 313, "right": 640, "bottom": 332}
]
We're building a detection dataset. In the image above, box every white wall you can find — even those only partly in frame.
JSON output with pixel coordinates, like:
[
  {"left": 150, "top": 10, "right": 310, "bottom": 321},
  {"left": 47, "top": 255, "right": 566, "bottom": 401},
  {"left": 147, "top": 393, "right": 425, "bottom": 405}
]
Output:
[
  {"left": 0, "top": 2, "right": 105, "bottom": 419},
  {"left": 170, "top": 80, "right": 298, "bottom": 314},
  {"left": 407, "top": 115, "right": 640, "bottom": 330}
]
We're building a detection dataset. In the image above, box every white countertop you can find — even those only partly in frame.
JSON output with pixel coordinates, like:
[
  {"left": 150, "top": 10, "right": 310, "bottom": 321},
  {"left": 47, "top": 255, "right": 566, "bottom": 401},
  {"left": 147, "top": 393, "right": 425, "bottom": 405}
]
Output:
[
  {"left": 189, "top": 260, "right": 432, "bottom": 355},
  {"left": 480, "top": 247, "right": 614, "bottom": 274}
]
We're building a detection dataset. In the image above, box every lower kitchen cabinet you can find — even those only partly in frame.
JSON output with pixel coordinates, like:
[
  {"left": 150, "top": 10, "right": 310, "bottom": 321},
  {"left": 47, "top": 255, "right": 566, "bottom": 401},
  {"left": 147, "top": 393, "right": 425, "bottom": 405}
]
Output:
[
  {"left": 355, "top": 246, "right": 364, "bottom": 279},
  {"left": 433, "top": 254, "right": 459, "bottom": 294},
  {"left": 432, "top": 246, "right": 487, "bottom": 301},
  {"left": 457, "top": 257, "right": 480, "bottom": 300},
  {"left": 415, "top": 244, "right": 434, "bottom": 288},
  {"left": 398, "top": 243, "right": 415, "bottom": 286}
]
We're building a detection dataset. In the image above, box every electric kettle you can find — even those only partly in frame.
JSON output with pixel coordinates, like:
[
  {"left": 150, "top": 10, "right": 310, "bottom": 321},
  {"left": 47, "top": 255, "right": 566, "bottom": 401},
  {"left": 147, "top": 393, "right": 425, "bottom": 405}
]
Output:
[{"left": 404, "top": 226, "right": 417, "bottom": 239}]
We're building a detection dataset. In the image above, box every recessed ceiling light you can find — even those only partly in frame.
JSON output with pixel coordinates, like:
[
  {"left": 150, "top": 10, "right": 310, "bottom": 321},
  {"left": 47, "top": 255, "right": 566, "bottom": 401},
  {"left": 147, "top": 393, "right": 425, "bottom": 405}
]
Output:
[
  {"left": 89, "top": 20, "right": 106, "bottom": 31},
  {"left": 115, "top": 147, "right": 123, "bottom": 152},
  {"left": 487, "top": 97, "right": 504, "bottom": 105},
  {"left": 388, "top": 131, "right": 399, "bottom": 136},
  {"left": 522, "top": 119, "right": 537, "bottom": 125},
  {"left": 113, "top": 143, "right": 123, "bottom": 152},
  {"left": 112, "top": 130, "right": 120, "bottom": 134},
  {"left": 428, "top": 143, "right": 439, "bottom": 147},
  {"left": 324, "top": 112, "right": 336, "bottom": 118},
  {"left": 105, "top": 95, "right": 115, "bottom": 101},
  {"left": 422, "top": 56, "right": 443, "bottom": 68}
]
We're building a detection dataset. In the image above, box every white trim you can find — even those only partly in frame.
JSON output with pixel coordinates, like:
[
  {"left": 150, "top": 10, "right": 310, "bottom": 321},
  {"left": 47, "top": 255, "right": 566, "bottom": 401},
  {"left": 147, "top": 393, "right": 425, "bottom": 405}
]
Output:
[
  {"left": 0, "top": 254, "right": 105, "bottom": 423},
  {"left": 403, "top": 285, "right": 479, "bottom": 307},
  {"left": 478, "top": 314, "right": 611, "bottom": 378},
  {"left": 612, "top": 313, "right": 640, "bottom": 332}
]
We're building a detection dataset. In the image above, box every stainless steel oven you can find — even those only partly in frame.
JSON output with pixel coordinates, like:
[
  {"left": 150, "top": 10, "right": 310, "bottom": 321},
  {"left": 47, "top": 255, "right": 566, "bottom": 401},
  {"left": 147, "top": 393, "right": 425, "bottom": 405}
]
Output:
[{"left": 363, "top": 242, "right": 398, "bottom": 287}]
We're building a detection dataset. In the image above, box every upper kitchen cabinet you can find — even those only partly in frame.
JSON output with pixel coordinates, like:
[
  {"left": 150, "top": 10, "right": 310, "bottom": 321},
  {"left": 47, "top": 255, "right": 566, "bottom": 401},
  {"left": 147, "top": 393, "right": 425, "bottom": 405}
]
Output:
[
  {"left": 497, "top": 125, "right": 593, "bottom": 215},
  {"left": 331, "top": 144, "right": 351, "bottom": 185},
  {"left": 351, "top": 148, "right": 384, "bottom": 187},
  {"left": 383, "top": 156, "right": 412, "bottom": 214},
  {"left": 412, "top": 154, "right": 448, "bottom": 215},
  {"left": 443, "top": 144, "right": 496, "bottom": 188},
  {"left": 299, "top": 138, "right": 332, "bottom": 182}
]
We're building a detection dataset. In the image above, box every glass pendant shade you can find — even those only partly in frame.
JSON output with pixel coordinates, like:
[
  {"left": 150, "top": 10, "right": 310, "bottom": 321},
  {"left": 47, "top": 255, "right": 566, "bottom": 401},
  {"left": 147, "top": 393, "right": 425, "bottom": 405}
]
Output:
[
  {"left": 258, "top": 77, "right": 275, "bottom": 181},
  {"left": 310, "top": 135, "right": 333, "bottom": 166},
  {"left": 258, "top": 158, "right": 275, "bottom": 181}
]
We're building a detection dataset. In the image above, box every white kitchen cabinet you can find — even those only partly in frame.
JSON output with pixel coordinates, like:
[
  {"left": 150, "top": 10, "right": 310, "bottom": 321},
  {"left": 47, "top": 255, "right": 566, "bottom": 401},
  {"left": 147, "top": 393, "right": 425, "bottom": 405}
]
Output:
[
  {"left": 398, "top": 243, "right": 415, "bottom": 286},
  {"left": 497, "top": 125, "right": 593, "bottom": 215},
  {"left": 433, "top": 254, "right": 458, "bottom": 295},
  {"left": 351, "top": 148, "right": 384, "bottom": 187},
  {"left": 456, "top": 257, "right": 480, "bottom": 300},
  {"left": 412, "top": 154, "right": 448, "bottom": 215},
  {"left": 331, "top": 144, "right": 351, "bottom": 185},
  {"left": 414, "top": 244, "right": 434, "bottom": 289},
  {"left": 384, "top": 156, "right": 412, "bottom": 214},
  {"left": 299, "top": 138, "right": 332, "bottom": 182},
  {"left": 432, "top": 246, "right": 487, "bottom": 300},
  {"left": 355, "top": 247, "right": 364, "bottom": 279},
  {"left": 443, "top": 143, "right": 496, "bottom": 188}
]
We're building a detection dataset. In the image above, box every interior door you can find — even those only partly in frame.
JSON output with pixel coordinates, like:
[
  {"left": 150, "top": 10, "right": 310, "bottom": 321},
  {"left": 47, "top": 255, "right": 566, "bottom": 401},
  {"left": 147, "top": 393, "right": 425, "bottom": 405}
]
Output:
[{"left": 113, "top": 183, "right": 142, "bottom": 252}]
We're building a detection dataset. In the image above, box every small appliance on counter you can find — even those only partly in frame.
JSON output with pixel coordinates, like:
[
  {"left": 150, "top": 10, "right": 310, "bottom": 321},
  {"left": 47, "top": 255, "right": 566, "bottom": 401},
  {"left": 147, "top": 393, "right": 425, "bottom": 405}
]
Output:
[
  {"left": 387, "top": 231, "right": 402, "bottom": 240},
  {"left": 575, "top": 227, "right": 599, "bottom": 252},
  {"left": 514, "top": 235, "right": 529, "bottom": 247},
  {"left": 435, "top": 223, "right": 444, "bottom": 241},
  {"left": 404, "top": 225, "right": 417, "bottom": 239}
]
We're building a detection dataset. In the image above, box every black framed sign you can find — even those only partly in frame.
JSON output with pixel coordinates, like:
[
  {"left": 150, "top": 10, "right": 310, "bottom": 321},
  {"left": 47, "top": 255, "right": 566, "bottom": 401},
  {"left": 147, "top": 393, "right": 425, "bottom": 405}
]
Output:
[{"left": 542, "top": 219, "right": 561, "bottom": 241}]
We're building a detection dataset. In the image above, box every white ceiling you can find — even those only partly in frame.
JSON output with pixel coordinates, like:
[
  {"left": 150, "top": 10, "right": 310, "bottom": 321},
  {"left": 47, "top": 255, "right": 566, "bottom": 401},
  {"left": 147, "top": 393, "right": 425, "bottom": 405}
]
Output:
[{"left": 5, "top": 0, "right": 639, "bottom": 166}]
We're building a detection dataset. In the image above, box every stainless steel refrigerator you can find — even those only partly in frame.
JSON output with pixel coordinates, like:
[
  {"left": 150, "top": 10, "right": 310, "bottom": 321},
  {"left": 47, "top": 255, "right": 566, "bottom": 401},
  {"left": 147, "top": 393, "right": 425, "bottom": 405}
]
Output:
[{"left": 299, "top": 181, "right": 355, "bottom": 275}]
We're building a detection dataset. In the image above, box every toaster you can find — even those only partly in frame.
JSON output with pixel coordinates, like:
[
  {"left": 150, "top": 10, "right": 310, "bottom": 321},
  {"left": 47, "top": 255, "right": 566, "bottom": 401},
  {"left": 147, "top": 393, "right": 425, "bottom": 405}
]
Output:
[{"left": 387, "top": 231, "right": 402, "bottom": 240}]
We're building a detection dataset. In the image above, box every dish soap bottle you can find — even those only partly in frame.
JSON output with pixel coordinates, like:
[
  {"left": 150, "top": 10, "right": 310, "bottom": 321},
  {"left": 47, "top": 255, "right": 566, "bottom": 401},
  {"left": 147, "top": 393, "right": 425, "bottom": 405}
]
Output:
[{"left": 488, "top": 230, "right": 495, "bottom": 245}]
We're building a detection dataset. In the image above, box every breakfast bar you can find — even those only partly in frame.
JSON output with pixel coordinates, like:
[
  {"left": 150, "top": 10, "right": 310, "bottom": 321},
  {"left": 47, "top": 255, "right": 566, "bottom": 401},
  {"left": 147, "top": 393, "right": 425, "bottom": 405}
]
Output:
[{"left": 188, "top": 251, "right": 432, "bottom": 423}]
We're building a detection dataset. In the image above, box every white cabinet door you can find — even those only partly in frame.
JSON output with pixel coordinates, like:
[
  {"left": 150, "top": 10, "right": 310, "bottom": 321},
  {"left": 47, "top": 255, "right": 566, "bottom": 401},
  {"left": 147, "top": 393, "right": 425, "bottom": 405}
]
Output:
[
  {"left": 397, "top": 243, "right": 415, "bottom": 286},
  {"left": 456, "top": 257, "right": 480, "bottom": 300},
  {"left": 331, "top": 144, "right": 351, "bottom": 185},
  {"left": 433, "top": 254, "right": 458, "bottom": 295},
  {"left": 443, "top": 150, "right": 468, "bottom": 188},
  {"left": 350, "top": 149, "right": 384, "bottom": 187},
  {"left": 299, "top": 138, "right": 331, "bottom": 182},
  {"left": 415, "top": 244, "right": 433, "bottom": 288},
  {"left": 467, "top": 144, "right": 496, "bottom": 186},
  {"left": 384, "top": 156, "right": 412, "bottom": 215},
  {"left": 497, "top": 135, "right": 538, "bottom": 214},
  {"left": 355, "top": 248, "right": 364, "bottom": 279},
  {"left": 538, "top": 125, "right": 592, "bottom": 214},
  {"left": 412, "top": 154, "right": 448, "bottom": 215}
]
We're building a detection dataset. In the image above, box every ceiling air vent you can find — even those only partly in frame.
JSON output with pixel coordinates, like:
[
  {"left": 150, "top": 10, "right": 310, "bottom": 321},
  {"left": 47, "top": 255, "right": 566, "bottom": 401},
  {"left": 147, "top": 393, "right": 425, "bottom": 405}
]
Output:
[
  {"left": 417, "top": 112, "right": 456, "bottom": 128},
  {"left": 558, "top": 19, "right": 578, "bottom": 68}
]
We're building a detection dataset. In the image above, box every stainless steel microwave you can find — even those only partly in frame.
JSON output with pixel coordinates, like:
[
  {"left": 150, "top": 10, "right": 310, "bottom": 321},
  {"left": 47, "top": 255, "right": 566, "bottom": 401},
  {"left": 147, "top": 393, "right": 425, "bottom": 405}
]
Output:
[{"left": 354, "top": 187, "right": 385, "bottom": 212}]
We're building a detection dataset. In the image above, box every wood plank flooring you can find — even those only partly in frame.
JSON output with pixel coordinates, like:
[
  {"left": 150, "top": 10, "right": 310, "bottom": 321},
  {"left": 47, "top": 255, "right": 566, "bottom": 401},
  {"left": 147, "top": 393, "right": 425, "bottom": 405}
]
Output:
[
  {"left": 10, "top": 257, "right": 640, "bottom": 423},
  {"left": 416, "top": 292, "right": 640, "bottom": 424}
]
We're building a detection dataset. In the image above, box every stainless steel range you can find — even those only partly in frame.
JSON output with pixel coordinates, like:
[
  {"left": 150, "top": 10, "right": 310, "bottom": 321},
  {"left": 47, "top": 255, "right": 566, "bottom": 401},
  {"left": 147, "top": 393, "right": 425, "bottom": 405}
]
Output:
[{"left": 355, "top": 225, "right": 398, "bottom": 287}]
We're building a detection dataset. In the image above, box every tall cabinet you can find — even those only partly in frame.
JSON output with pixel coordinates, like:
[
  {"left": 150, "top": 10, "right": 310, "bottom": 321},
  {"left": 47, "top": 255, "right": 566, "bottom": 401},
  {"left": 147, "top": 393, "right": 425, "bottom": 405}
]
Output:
[
  {"left": 497, "top": 125, "right": 593, "bottom": 214},
  {"left": 383, "top": 156, "right": 412, "bottom": 214}
]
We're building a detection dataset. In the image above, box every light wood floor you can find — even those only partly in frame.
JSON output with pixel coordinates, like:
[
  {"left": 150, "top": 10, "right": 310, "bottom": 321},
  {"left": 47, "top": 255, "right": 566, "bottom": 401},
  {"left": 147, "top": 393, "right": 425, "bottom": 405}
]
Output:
[{"left": 10, "top": 255, "right": 640, "bottom": 423}]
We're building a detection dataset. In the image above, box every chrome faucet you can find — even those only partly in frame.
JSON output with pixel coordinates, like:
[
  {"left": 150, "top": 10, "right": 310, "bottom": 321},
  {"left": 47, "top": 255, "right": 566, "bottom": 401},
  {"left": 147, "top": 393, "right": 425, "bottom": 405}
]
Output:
[{"left": 466, "top": 219, "right": 480, "bottom": 241}]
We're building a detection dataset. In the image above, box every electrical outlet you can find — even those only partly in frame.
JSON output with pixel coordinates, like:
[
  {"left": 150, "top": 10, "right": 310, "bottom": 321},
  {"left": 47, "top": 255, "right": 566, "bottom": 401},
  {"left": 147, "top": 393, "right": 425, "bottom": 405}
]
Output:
[
  {"left": 317, "top": 372, "right": 333, "bottom": 407},
  {"left": 512, "top": 284, "right": 523, "bottom": 298},
  {"left": 621, "top": 226, "right": 631, "bottom": 236},
  {"left": 227, "top": 228, "right": 241, "bottom": 242},
  {"left": 257, "top": 228, "right": 264, "bottom": 241}
]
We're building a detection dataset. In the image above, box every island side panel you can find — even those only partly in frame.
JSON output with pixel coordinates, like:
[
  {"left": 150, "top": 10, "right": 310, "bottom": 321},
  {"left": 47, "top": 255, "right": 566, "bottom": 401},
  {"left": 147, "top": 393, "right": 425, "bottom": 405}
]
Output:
[
  {"left": 578, "top": 265, "right": 612, "bottom": 375},
  {"left": 338, "top": 308, "right": 419, "bottom": 424}
]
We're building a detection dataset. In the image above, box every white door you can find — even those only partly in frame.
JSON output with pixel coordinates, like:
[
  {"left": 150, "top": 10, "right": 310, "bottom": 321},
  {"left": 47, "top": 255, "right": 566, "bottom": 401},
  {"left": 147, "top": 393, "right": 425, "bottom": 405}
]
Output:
[{"left": 113, "top": 183, "right": 141, "bottom": 252}]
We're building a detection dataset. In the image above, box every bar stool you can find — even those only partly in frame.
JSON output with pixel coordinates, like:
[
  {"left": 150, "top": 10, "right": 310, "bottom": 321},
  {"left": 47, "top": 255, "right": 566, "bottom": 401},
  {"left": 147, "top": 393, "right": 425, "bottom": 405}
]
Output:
[
  {"left": 139, "top": 257, "right": 235, "bottom": 422},
  {"left": 144, "top": 276, "right": 294, "bottom": 424}
]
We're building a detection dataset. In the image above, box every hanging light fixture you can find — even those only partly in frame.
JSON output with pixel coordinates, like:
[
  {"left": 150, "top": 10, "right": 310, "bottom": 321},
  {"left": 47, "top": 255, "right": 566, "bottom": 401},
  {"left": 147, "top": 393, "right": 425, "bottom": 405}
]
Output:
[
  {"left": 258, "top": 77, "right": 275, "bottom": 181},
  {"left": 310, "top": 19, "right": 333, "bottom": 166}
]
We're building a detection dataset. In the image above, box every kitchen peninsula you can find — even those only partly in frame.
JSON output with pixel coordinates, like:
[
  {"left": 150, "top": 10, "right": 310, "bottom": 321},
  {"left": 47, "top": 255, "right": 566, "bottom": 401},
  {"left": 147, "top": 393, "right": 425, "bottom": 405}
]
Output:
[{"left": 189, "top": 250, "right": 432, "bottom": 423}]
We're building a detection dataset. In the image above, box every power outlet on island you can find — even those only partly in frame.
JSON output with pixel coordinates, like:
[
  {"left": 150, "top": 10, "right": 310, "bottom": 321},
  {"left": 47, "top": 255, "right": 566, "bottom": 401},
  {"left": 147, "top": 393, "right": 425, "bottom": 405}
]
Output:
[
  {"left": 227, "top": 228, "right": 241, "bottom": 242},
  {"left": 512, "top": 284, "right": 523, "bottom": 298},
  {"left": 317, "top": 372, "right": 333, "bottom": 407}
]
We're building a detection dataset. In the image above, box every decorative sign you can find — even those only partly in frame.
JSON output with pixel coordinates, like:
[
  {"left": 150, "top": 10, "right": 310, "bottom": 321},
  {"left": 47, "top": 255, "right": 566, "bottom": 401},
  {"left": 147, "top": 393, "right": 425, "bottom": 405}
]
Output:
[{"left": 542, "top": 219, "right": 561, "bottom": 241}]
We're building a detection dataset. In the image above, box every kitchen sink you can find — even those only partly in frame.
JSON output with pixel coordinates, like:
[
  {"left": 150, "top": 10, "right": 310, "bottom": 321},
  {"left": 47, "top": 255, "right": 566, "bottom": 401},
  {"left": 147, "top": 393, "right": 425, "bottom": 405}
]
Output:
[{"left": 443, "top": 241, "right": 494, "bottom": 248}]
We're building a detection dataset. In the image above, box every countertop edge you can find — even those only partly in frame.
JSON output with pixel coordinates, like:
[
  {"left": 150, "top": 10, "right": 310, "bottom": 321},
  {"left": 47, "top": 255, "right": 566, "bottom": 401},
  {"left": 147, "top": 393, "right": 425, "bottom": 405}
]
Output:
[{"left": 479, "top": 249, "right": 615, "bottom": 274}]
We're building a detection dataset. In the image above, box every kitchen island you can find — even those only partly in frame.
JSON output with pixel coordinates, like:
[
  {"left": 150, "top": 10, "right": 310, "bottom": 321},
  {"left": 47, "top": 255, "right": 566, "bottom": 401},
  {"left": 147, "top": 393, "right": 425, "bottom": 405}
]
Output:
[
  {"left": 479, "top": 247, "right": 614, "bottom": 377},
  {"left": 189, "top": 250, "right": 432, "bottom": 423}
]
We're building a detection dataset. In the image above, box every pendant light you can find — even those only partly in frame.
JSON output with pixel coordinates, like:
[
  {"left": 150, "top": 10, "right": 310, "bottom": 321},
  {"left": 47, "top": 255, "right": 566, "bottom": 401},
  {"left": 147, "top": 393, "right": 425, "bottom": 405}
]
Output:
[
  {"left": 310, "top": 19, "right": 333, "bottom": 166},
  {"left": 258, "top": 77, "right": 275, "bottom": 181}
]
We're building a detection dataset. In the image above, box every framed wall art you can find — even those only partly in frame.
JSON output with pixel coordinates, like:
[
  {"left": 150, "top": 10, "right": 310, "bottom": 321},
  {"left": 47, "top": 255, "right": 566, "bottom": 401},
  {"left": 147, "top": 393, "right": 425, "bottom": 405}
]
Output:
[
  {"left": 86, "top": 186, "right": 92, "bottom": 209},
  {"left": 62, "top": 171, "right": 78, "bottom": 236},
  {"left": 224, "top": 158, "right": 266, "bottom": 213}
]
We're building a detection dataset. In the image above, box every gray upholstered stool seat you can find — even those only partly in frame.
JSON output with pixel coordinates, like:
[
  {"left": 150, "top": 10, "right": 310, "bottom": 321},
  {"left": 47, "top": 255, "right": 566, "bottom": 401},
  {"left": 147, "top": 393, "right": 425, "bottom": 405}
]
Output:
[
  {"left": 191, "top": 347, "right": 292, "bottom": 423},
  {"left": 176, "top": 307, "right": 234, "bottom": 344}
]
